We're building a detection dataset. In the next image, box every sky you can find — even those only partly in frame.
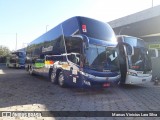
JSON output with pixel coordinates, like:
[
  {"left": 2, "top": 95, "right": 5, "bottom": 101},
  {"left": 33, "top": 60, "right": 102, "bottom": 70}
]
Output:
[{"left": 1, "top": 0, "right": 160, "bottom": 51}]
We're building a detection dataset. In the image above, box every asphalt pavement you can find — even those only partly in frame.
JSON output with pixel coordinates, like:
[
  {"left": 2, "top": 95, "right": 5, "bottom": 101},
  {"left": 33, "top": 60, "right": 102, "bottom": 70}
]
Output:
[{"left": 0, "top": 65, "right": 160, "bottom": 120}]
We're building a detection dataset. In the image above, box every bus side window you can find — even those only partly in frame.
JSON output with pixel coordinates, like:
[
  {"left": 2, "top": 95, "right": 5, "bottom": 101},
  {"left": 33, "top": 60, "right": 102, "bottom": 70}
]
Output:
[
  {"left": 72, "top": 54, "right": 80, "bottom": 65},
  {"left": 67, "top": 55, "right": 72, "bottom": 62},
  {"left": 149, "top": 49, "right": 159, "bottom": 58},
  {"left": 67, "top": 54, "right": 80, "bottom": 65},
  {"left": 62, "top": 17, "right": 79, "bottom": 36}
]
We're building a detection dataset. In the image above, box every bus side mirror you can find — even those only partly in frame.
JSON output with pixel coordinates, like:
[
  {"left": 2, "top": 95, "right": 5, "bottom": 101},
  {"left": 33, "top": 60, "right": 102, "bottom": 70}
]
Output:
[
  {"left": 82, "top": 35, "right": 89, "bottom": 49},
  {"left": 149, "top": 49, "right": 158, "bottom": 58}
]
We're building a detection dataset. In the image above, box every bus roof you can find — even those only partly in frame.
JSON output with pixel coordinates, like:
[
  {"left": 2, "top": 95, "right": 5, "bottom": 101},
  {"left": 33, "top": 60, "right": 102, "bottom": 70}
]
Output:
[{"left": 29, "top": 16, "right": 114, "bottom": 45}]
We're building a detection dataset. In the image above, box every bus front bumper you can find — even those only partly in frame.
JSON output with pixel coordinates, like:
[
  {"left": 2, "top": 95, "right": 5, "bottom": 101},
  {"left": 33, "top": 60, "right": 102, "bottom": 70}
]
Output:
[
  {"left": 125, "top": 75, "right": 152, "bottom": 85},
  {"left": 80, "top": 72, "right": 121, "bottom": 88}
]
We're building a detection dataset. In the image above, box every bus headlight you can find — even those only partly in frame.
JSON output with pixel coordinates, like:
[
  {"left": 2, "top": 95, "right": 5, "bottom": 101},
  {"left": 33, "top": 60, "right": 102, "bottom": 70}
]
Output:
[{"left": 127, "top": 71, "right": 137, "bottom": 76}]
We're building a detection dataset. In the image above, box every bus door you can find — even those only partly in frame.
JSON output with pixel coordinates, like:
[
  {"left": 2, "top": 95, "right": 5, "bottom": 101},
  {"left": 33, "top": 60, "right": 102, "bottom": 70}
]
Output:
[
  {"left": 66, "top": 53, "right": 80, "bottom": 86},
  {"left": 64, "top": 36, "right": 83, "bottom": 86},
  {"left": 117, "top": 42, "right": 133, "bottom": 84}
]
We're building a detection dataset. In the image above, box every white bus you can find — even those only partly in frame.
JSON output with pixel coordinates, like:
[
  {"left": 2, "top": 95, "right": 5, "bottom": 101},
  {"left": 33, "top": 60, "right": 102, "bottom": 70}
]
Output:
[{"left": 117, "top": 35, "right": 154, "bottom": 85}]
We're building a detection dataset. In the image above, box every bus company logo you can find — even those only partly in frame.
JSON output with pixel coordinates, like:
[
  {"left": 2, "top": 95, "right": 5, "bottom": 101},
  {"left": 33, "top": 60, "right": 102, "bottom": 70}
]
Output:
[
  {"left": 2, "top": 112, "right": 11, "bottom": 117},
  {"left": 82, "top": 24, "right": 87, "bottom": 32},
  {"left": 42, "top": 46, "right": 53, "bottom": 53}
]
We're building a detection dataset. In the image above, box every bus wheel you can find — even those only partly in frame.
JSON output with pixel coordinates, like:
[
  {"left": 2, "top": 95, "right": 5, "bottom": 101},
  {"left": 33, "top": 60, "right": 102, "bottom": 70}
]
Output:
[
  {"left": 58, "top": 72, "right": 66, "bottom": 87},
  {"left": 50, "top": 70, "right": 57, "bottom": 84},
  {"left": 29, "top": 66, "right": 34, "bottom": 75}
]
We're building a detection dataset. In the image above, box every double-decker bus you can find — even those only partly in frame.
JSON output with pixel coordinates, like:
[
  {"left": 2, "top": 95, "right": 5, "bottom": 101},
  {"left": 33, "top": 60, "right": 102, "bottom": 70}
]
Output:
[
  {"left": 6, "top": 51, "right": 25, "bottom": 68},
  {"left": 26, "top": 16, "right": 120, "bottom": 88},
  {"left": 117, "top": 35, "right": 153, "bottom": 85}
]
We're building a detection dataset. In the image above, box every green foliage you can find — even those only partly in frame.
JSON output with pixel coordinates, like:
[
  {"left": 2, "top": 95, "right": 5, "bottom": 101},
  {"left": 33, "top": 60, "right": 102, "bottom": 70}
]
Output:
[{"left": 0, "top": 45, "right": 10, "bottom": 57}]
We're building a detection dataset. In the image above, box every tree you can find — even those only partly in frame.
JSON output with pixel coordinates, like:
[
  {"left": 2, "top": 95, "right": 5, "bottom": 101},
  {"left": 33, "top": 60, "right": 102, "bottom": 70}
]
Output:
[{"left": 0, "top": 45, "right": 10, "bottom": 57}]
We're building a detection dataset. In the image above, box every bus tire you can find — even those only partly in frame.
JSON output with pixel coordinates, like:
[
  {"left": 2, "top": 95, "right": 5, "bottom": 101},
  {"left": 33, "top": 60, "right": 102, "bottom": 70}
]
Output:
[
  {"left": 58, "top": 71, "right": 66, "bottom": 87},
  {"left": 50, "top": 70, "right": 57, "bottom": 84}
]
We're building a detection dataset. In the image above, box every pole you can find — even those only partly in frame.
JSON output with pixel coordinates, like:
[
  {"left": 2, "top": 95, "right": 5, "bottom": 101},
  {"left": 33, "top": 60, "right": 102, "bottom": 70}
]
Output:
[
  {"left": 152, "top": 0, "right": 154, "bottom": 8},
  {"left": 46, "top": 25, "right": 49, "bottom": 32}
]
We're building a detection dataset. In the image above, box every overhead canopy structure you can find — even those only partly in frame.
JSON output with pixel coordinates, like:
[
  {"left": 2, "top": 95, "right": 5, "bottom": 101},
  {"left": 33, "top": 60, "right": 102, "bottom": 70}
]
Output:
[
  {"left": 108, "top": 5, "right": 160, "bottom": 44},
  {"left": 109, "top": 6, "right": 160, "bottom": 79}
]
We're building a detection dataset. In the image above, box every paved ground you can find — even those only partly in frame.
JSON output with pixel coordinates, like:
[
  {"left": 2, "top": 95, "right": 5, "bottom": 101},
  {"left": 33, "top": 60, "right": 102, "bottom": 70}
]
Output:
[{"left": 0, "top": 65, "right": 160, "bottom": 120}]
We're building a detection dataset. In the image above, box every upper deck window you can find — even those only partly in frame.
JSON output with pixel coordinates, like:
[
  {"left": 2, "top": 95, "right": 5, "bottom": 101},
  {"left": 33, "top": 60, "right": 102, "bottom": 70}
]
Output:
[{"left": 78, "top": 17, "right": 115, "bottom": 41}]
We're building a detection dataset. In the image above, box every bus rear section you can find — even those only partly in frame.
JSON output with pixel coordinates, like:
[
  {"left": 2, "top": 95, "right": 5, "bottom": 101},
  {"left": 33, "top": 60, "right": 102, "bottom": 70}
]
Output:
[
  {"left": 6, "top": 52, "right": 25, "bottom": 68},
  {"left": 117, "top": 35, "right": 152, "bottom": 85}
]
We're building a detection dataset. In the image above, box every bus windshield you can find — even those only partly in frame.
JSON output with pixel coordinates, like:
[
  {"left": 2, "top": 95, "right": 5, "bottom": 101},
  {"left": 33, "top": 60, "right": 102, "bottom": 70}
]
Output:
[
  {"left": 84, "top": 44, "right": 119, "bottom": 72},
  {"left": 79, "top": 17, "right": 115, "bottom": 41},
  {"left": 130, "top": 47, "right": 151, "bottom": 71},
  {"left": 124, "top": 38, "right": 152, "bottom": 71}
]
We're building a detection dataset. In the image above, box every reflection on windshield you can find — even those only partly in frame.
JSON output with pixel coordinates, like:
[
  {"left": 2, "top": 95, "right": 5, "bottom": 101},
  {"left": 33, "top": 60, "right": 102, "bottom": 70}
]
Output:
[
  {"left": 130, "top": 47, "right": 151, "bottom": 71},
  {"left": 124, "top": 37, "right": 145, "bottom": 47},
  {"left": 85, "top": 44, "right": 119, "bottom": 72},
  {"left": 79, "top": 17, "right": 115, "bottom": 41}
]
